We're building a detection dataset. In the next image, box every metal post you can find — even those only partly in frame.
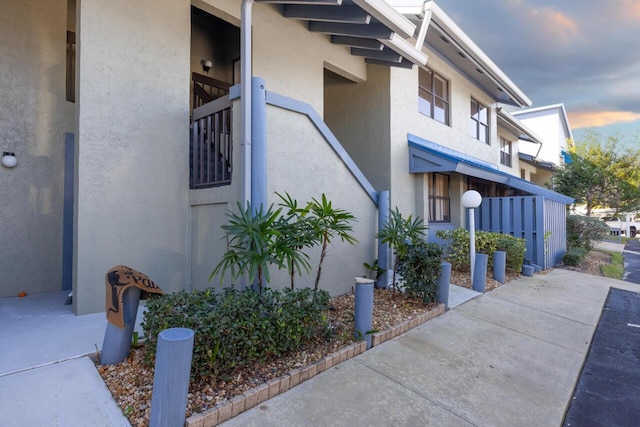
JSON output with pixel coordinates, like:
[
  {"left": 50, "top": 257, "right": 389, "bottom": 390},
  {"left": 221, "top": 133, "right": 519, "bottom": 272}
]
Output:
[
  {"left": 437, "top": 262, "right": 451, "bottom": 310},
  {"left": 377, "top": 190, "right": 390, "bottom": 289},
  {"left": 149, "top": 328, "right": 195, "bottom": 427},
  {"left": 101, "top": 287, "right": 141, "bottom": 365},
  {"left": 469, "top": 207, "right": 476, "bottom": 281},
  {"left": 240, "top": 0, "right": 253, "bottom": 208},
  {"left": 493, "top": 250, "right": 506, "bottom": 284},
  {"left": 354, "top": 277, "right": 374, "bottom": 349},
  {"left": 472, "top": 253, "right": 488, "bottom": 293},
  {"left": 251, "top": 77, "right": 267, "bottom": 215}
]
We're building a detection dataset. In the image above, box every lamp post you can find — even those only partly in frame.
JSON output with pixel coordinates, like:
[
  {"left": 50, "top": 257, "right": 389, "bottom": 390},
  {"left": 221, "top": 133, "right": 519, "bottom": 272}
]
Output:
[{"left": 461, "top": 190, "right": 482, "bottom": 281}]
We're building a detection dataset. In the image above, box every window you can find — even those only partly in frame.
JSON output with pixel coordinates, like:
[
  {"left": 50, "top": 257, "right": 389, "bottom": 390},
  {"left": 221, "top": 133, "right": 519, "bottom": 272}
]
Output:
[
  {"left": 470, "top": 98, "right": 489, "bottom": 143},
  {"left": 500, "top": 137, "right": 512, "bottom": 167},
  {"left": 428, "top": 173, "right": 450, "bottom": 222},
  {"left": 419, "top": 67, "right": 449, "bottom": 125}
]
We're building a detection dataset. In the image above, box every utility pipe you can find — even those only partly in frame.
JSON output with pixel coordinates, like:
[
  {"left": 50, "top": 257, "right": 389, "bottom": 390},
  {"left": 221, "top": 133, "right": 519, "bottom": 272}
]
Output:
[{"left": 241, "top": 0, "right": 253, "bottom": 208}]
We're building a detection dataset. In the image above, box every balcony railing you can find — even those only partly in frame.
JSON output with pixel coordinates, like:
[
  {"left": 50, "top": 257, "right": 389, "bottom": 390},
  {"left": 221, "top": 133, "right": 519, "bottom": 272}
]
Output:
[
  {"left": 192, "top": 72, "right": 230, "bottom": 110},
  {"left": 190, "top": 96, "right": 232, "bottom": 189}
]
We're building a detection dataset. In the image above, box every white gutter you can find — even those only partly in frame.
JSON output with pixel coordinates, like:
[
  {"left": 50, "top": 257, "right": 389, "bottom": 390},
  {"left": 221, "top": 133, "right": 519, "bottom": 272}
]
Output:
[
  {"left": 353, "top": 0, "right": 416, "bottom": 38},
  {"left": 380, "top": 33, "right": 427, "bottom": 65},
  {"left": 241, "top": 0, "right": 252, "bottom": 207},
  {"left": 426, "top": 2, "right": 531, "bottom": 107}
]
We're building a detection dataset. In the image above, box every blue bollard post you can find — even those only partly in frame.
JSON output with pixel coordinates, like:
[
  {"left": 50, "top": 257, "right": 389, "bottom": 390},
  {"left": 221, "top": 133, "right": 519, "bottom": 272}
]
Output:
[
  {"left": 437, "top": 262, "right": 451, "bottom": 310},
  {"left": 354, "top": 277, "right": 374, "bottom": 349},
  {"left": 493, "top": 251, "right": 506, "bottom": 284},
  {"left": 150, "top": 328, "right": 195, "bottom": 427},
  {"left": 377, "top": 190, "right": 390, "bottom": 289},
  {"left": 101, "top": 287, "right": 141, "bottom": 365},
  {"left": 472, "top": 253, "right": 488, "bottom": 293}
]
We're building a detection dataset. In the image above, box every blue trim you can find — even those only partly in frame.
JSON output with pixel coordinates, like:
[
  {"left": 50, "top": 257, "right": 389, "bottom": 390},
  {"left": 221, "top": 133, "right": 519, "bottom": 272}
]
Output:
[
  {"left": 408, "top": 133, "right": 574, "bottom": 204},
  {"left": 62, "top": 133, "right": 74, "bottom": 291},
  {"left": 266, "top": 91, "right": 378, "bottom": 204},
  {"left": 251, "top": 77, "right": 268, "bottom": 213}
]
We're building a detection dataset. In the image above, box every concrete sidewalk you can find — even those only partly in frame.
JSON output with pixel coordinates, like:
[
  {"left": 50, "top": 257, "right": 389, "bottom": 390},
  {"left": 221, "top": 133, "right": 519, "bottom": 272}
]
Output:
[
  {"left": 0, "top": 291, "right": 140, "bottom": 427},
  {"left": 222, "top": 269, "right": 640, "bottom": 427}
]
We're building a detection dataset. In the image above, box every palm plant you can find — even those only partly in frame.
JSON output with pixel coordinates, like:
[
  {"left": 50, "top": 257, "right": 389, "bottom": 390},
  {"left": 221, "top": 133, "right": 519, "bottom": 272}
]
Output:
[
  {"left": 210, "top": 201, "right": 309, "bottom": 292},
  {"left": 376, "top": 207, "right": 428, "bottom": 291},
  {"left": 276, "top": 192, "right": 317, "bottom": 289},
  {"left": 307, "top": 194, "right": 358, "bottom": 291}
]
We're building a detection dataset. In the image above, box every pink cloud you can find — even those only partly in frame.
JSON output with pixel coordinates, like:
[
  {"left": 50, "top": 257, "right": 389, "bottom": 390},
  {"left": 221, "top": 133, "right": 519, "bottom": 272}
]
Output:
[
  {"left": 568, "top": 111, "right": 640, "bottom": 128},
  {"left": 503, "top": 0, "right": 578, "bottom": 45}
]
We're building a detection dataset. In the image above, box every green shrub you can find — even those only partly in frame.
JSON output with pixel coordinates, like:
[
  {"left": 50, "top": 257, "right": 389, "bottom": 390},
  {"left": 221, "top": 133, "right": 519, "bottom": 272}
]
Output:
[
  {"left": 566, "top": 215, "right": 610, "bottom": 250},
  {"left": 396, "top": 242, "right": 443, "bottom": 304},
  {"left": 436, "top": 228, "right": 526, "bottom": 273},
  {"left": 562, "top": 247, "right": 588, "bottom": 266},
  {"left": 142, "top": 287, "right": 331, "bottom": 380},
  {"left": 495, "top": 234, "right": 526, "bottom": 273}
]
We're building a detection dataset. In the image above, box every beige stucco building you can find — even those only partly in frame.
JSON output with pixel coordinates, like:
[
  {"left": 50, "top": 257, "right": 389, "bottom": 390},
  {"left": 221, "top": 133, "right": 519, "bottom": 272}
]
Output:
[{"left": 1, "top": 0, "right": 571, "bottom": 315}]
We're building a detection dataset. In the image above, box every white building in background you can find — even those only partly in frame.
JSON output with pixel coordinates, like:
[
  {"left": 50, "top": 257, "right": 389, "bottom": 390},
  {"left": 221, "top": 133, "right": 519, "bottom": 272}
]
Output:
[{"left": 512, "top": 103, "right": 574, "bottom": 187}]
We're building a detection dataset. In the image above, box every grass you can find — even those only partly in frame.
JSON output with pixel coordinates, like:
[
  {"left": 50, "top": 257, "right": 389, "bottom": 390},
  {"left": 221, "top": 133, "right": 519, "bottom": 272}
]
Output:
[{"left": 601, "top": 251, "right": 624, "bottom": 279}]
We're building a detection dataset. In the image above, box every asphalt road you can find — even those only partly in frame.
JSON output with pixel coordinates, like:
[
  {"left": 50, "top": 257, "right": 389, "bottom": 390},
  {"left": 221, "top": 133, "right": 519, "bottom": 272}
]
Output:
[
  {"left": 564, "top": 288, "right": 640, "bottom": 427},
  {"left": 623, "top": 239, "right": 640, "bottom": 284}
]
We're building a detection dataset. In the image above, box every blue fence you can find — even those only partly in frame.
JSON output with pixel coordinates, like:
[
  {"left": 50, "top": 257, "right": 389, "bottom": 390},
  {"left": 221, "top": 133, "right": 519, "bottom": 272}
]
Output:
[{"left": 475, "top": 196, "right": 567, "bottom": 269}]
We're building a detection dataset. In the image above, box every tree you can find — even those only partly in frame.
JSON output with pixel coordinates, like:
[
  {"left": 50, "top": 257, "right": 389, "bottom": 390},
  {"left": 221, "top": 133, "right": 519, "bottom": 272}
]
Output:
[
  {"left": 376, "top": 207, "right": 428, "bottom": 291},
  {"left": 553, "top": 131, "right": 640, "bottom": 216}
]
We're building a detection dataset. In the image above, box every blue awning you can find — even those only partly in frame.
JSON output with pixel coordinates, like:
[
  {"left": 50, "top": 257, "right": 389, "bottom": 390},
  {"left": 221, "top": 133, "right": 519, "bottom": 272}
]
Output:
[{"left": 408, "top": 133, "right": 574, "bottom": 204}]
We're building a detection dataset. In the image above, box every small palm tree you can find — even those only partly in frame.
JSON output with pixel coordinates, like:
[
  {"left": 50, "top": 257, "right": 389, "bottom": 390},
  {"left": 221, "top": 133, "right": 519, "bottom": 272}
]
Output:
[
  {"left": 276, "top": 192, "right": 316, "bottom": 289},
  {"left": 376, "top": 207, "right": 428, "bottom": 291},
  {"left": 307, "top": 194, "right": 358, "bottom": 291},
  {"left": 210, "top": 201, "right": 309, "bottom": 292}
]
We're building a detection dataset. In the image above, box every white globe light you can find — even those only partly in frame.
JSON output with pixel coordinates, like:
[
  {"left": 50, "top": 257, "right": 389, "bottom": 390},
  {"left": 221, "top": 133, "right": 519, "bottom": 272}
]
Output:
[
  {"left": 461, "top": 190, "right": 482, "bottom": 208},
  {"left": 2, "top": 153, "right": 17, "bottom": 168}
]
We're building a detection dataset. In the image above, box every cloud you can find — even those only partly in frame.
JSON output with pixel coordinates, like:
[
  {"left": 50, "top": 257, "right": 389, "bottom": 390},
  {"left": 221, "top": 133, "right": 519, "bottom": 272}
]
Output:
[
  {"left": 433, "top": 0, "right": 640, "bottom": 123},
  {"left": 568, "top": 111, "right": 640, "bottom": 128}
]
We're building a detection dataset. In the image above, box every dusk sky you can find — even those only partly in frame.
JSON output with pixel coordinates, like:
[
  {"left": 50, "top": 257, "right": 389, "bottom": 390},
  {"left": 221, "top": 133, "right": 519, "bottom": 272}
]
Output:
[{"left": 432, "top": 0, "right": 640, "bottom": 139}]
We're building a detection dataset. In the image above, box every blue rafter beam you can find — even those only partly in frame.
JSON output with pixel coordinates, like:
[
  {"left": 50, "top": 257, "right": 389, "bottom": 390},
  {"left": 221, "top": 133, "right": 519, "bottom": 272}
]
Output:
[
  {"left": 365, "top": 57, "right": 414, "bottom": 69},
  {"left": 351, "top": 47, "right": 401, "bottom": 62},
  {"left": 283, "top": 5, "right": 371, "bottom": 24},
  {"left": 331, "top": 35, "right": 384, "bottom": 50},
  {"left": 308, "top": 22, "right": 393, "bottom": 39}
]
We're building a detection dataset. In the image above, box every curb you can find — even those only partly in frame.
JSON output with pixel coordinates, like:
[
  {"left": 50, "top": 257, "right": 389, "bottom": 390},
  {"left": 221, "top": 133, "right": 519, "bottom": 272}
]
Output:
[{"left": 185, "top": 303, "right": 445, "bottom": 427}]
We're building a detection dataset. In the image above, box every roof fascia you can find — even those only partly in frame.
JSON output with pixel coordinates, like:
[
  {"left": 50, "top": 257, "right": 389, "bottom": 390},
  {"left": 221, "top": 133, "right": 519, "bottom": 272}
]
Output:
[
  {"left": 425, "top": 2, "right": 531, "bottom": 107},
  {"left": 513, "top": 103, "right": 574, "bottom": 140},
  {"left": 497, "top": 108, "right": 544, "bottom": 145},
  {"left": 352, "top": 0, "right": 416, "bottom": 38}
]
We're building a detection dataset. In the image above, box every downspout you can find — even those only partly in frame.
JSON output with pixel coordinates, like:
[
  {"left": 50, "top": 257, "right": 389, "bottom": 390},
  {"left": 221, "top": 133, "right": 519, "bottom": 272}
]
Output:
[{"left": 241, "top": 0, "right": 253, "bottom": 207}]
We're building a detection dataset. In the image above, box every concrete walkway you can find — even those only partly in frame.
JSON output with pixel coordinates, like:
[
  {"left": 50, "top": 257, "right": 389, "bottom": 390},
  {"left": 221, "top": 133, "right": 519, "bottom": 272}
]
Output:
[
  {"left": 1, "top": 270, "right": 638, "bottom": 427},
  {"left": 222, "top": 269, "right": 640, "bottom": 427},
  {"left": 0, "top": 291, "right": 142, "bottom": 426}
]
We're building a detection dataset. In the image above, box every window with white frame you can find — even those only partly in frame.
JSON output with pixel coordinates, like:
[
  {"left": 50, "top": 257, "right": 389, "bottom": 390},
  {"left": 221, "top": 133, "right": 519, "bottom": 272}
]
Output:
[
  {"left": 428, "top": 173, "right": 450, "bottom": 222},
  {"left": 470, "top": 98, "right": 489, "bottom": 143},
  {"left": 419, "top": 67, "right": 450, "bottom": 125},
  {"left": 500, "top": 137, "right": 512, "bottom": 167}
]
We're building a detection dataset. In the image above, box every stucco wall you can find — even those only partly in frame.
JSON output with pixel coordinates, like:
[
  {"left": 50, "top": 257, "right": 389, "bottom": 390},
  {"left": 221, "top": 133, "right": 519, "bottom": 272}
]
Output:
[
  {"left": 265, "top": 105, "right": 378, "bottom": 296},
  {"left": 0, "top": 0, "right": 74, "bottom": 297},
  {"left": 324, "top": 65, "right": 391, "bottom": 193},
  {"left": 517, "top": 110, "right": 567, "bottom": 165},
  {"left": 195, "top": 0, "right": 367, "bottom": 116},
  {"left": 388, "top": 50, "right": 501, "bottom": 218},
  {"left": 75, "top": 0, "right": 191, "bottom": 314}
]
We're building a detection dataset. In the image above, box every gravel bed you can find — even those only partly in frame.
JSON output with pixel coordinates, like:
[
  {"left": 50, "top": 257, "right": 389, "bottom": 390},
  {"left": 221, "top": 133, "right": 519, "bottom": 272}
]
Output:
[{"left": 97, "top": 288, "right": 437, "bottom": 427}]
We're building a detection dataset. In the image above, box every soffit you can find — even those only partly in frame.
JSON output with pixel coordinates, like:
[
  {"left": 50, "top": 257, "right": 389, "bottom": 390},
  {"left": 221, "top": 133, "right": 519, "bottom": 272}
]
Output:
[{"left": 257, "top": 0, "right": 427, "bottom": 68}]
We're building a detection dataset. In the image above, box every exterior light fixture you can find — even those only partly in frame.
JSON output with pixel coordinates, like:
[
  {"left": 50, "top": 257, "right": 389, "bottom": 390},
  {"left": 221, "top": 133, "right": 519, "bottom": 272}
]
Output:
[
  {"left": 461, "top": 190, "right": 482, "bottom": 280},
  {"left": 202, "top": 60, "right": 213, "bottom": 74},
  {"left": 2, "top": 152, "right": 17, "bottom": 168}
]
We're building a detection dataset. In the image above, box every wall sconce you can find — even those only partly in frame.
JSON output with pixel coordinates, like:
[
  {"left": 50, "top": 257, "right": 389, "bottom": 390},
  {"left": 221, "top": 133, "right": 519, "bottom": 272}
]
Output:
[
  {"left": 202, "top": 60, "right": 213, "bottom": 74},
  {"left": 2, "top": 152, "right": 17, "bottom": 168}
]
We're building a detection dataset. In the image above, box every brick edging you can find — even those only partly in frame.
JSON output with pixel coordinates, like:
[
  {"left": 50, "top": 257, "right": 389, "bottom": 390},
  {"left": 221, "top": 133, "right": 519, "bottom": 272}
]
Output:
[
  {"left": 185, "top": 303, "right": 445, "bottom": 427},
  {"left": 370, "top": 303, "right": 445, "bottom": 347}
]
